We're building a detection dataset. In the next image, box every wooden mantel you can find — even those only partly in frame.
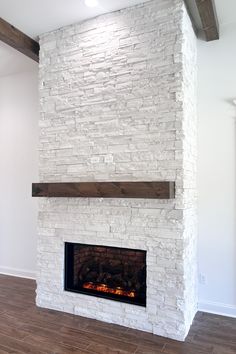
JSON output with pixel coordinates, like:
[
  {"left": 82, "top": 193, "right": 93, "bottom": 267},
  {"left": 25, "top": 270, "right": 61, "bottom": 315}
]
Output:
[{"left": 32, "top": 182, "right": 175, "bottom": 199}]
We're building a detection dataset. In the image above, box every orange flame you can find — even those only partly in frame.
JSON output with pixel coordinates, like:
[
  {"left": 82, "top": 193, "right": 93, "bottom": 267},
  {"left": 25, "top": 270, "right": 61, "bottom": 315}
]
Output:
[{"left": 83, "top": 282, "right": 136, "bottom": 298}]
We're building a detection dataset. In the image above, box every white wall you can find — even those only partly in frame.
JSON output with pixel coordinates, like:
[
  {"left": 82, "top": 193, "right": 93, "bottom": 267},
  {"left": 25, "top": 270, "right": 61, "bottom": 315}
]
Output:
[
  {"left": 198, "top": 23, "right": 236, "bottom": 316},
  {"left": 0, "top": 70, "right": 39, "bottom": 279}
]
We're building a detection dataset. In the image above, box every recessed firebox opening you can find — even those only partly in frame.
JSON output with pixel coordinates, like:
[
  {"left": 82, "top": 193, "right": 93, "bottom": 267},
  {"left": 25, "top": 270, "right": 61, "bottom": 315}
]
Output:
[{"left": 64, "top": 242, "right": 147, "bottom": 306}]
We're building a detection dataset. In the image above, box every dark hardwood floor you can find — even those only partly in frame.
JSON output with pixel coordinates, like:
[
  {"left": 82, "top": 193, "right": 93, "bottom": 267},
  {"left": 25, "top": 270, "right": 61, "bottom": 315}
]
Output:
[{"left": 0, "top": 275, "right": 235, "bottom": 354}]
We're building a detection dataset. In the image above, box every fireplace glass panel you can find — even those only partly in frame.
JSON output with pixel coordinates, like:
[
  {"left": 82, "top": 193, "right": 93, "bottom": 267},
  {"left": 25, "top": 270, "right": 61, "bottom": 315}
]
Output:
[{"left": 64, "top": 242, "right": 146, "bottom": 306}]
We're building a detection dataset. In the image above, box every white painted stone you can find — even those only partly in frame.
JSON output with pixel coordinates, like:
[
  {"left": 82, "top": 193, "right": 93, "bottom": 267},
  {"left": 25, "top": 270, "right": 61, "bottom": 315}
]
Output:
[{"left": 37, "top": 0, "right": 197, "bottom": 341}]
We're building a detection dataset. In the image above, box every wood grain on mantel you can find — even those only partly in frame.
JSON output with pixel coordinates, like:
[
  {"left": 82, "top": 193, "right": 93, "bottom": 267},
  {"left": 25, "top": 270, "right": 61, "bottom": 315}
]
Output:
[{"left": 32, "top": 182, "right": 175, "bottom": 199}]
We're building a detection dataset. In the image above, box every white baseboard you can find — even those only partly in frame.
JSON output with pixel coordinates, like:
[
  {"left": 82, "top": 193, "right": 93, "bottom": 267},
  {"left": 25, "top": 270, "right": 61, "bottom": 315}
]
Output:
[
  {"left": 198, "top": 300, "right": 236, "bottom": 318},
  {"left": 0, "top": 266, "right": 36, "bottom": 280}
]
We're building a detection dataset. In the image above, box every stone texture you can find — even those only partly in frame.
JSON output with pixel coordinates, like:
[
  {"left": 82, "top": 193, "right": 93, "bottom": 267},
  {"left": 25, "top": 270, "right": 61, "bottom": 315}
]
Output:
[{"left": 37, "top": 0, "right": 197, "bottom": 341}]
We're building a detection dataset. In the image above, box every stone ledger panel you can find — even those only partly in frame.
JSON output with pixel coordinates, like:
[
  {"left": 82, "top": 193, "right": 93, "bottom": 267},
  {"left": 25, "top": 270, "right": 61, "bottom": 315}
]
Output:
[{"left": 37, "top": 0, "right": 197, "bottom": 341}]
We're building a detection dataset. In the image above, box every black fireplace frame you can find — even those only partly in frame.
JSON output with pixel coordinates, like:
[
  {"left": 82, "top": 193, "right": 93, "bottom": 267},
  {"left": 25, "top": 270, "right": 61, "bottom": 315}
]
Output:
[{"left": 64, "top": 242, "right": 147, "bottom": 307}]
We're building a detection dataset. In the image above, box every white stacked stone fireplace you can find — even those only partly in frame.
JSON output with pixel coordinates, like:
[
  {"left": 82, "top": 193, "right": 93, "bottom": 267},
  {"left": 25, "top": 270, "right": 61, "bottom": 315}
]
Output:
[{"left": 37, "top": 0, "right": 197, "bottom": 341}]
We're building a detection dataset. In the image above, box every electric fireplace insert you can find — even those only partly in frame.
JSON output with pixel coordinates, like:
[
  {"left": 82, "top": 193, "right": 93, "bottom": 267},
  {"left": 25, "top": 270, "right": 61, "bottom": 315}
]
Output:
[{"left": 64, "top": 242, "right": 146, "bottom": 306}]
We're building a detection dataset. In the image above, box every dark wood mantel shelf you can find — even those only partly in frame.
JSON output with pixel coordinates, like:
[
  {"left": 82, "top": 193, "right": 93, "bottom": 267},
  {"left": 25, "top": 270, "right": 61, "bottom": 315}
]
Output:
[{"left": 32, "top": 182, "right": 175, "bottom": 199}]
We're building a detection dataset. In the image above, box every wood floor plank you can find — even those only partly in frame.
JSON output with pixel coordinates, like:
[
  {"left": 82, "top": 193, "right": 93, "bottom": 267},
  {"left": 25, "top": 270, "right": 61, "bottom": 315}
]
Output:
[
  {"left": 23, "top": 333, "right": 90, "bottom": 354},
  {"left": 0, "top": 333, "right": 46, "bottom": 354},
  {"left": 0, "top": 343, "right": 23, "bottom": 354},
  {"left": 212, "top": 346, "right": 236, "bottom": 354},
  {"left": 163, "top": 341, "right": 213, "bottom": 354},
  {"left": 60, "top": 326, "right": 137, "bottom": 353},
  {"left": 0, "top": 275, "right": 236, "bottom": 354},
  {"left": 20, "top": 323, "right": 91, "bottom": 350},
  {"left": 87, "top": 342, "right": 135, "bottom": 354},
  {"left": 0, "top": 322, "right": 29, "bottom": 341},
  {"left": 189, "top": 334, "right": 236, "bottom": 352},
  {"left": 134, "top": 347, "right": 163, "bottom": 354}
]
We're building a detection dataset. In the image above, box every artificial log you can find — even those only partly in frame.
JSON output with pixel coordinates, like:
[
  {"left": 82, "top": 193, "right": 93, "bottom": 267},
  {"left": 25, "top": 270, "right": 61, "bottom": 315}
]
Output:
[{"left": 77, "top": 257, "right": 145, "bottom": 292}]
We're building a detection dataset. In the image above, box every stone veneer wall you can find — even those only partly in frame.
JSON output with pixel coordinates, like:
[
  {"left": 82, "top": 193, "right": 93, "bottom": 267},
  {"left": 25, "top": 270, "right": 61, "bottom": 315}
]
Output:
[{"left": 37, "top": 0, "right": 197, "bottom": 340}]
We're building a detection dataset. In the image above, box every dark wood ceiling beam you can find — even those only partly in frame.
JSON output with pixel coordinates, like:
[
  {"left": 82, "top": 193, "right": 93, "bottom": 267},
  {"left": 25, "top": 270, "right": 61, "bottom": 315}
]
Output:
[
  {"left": 0, "top": 17, "right": 39, "bottom": 62},
  {"left": 183, "top": 0, "right": 198, "bottom": 36},
  {"left": 196, "top": 0, "right": 219, "bottom": 41},
  {"left": 184, "top": 0, "right": 219, "bottom": 41}
]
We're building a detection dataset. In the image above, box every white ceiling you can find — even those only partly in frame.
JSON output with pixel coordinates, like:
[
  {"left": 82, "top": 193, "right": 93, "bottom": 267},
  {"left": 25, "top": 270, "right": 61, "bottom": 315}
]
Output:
[
  {"left": 0, "top": 0, "right": 234, "bottom": 39},
  {"left": 0, "top": 0, "right": 150, "bottom": 38},
  {"left": 0, "top": 0, "right": 235, "bottom": 77}
]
